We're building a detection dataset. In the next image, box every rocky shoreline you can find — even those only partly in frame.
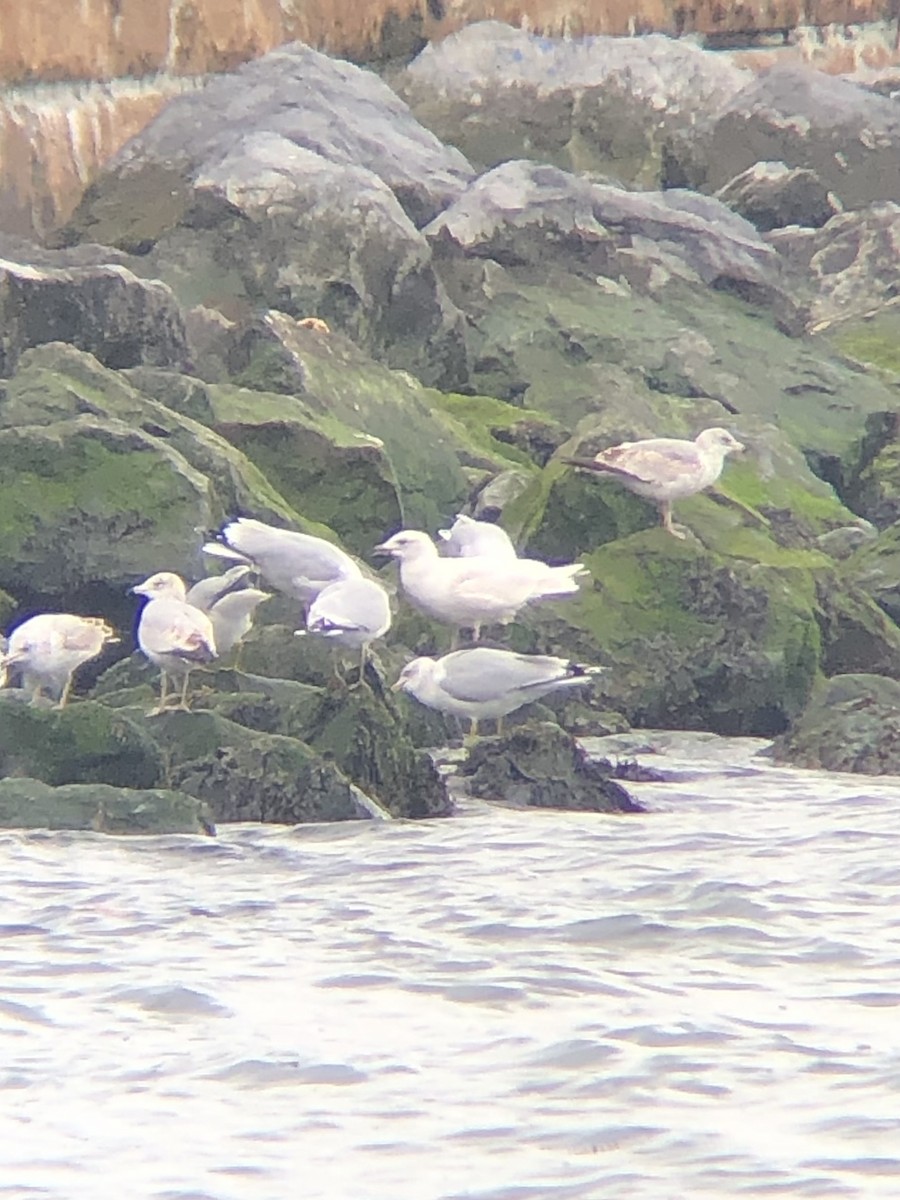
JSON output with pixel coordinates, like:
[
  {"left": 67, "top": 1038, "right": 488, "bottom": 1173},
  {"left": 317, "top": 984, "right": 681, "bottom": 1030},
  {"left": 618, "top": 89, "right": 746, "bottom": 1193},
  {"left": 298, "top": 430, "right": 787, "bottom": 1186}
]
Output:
[{"left": 2, "top": 23, "right": 900, "bottom": 832}]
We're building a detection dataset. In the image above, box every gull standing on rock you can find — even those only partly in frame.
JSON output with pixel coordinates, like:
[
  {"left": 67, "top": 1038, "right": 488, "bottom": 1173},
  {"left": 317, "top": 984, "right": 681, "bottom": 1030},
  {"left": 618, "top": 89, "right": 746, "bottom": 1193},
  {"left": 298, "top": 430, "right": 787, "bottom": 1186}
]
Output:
[
  {"left": 299, "top": 576, "right": 393, "bottom": 681},
  {"left": 203, "top": 517, "right": 361, "bottom": 609},
  {"left": 374, "top": 530, "right": 585, "bottom": 642},
  {"left": 131, "top": 572, "right": 217, "bottom": 714},
  {"left": 438, "top": 514, "right": 518, "bottom": 561},
  {"left": 186, "top": 565, "right": 270, "bottom": 661},
  {"left": 1, "top": 614, "right": 118, "bottom": 708},
  {"left": 564, "top": 427, "right": 744, "bottom": 539},
  {"left": 392, "top": 647, "right": 601, "bottom": 737}
]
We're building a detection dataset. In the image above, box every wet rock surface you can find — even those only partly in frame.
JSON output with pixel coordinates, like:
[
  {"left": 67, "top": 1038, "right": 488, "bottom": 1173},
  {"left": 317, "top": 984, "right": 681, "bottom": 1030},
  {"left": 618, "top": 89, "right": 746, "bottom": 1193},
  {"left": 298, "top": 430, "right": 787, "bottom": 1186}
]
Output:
[
  {"left": 459, "top": 721, "right": 643, "bottom": 813},
  {"left": 774, "top": 673, "right": 900, "bottom": 774}
]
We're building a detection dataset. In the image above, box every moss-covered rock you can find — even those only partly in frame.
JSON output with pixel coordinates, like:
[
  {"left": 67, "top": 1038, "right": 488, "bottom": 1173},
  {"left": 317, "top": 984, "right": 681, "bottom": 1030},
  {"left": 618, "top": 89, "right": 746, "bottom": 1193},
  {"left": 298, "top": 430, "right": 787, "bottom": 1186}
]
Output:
[
  {"left": 0, "top": 343, "right": 312, "bottom": 603},
  {"left": 458, "top": 721, "right": 642, "bottom": 812},
  {"left": 0, "top": 695, "right": 163, "bottom": 787},
  {"left": 775, "top": 674, "right": 900, "bottom": 774},
  {"left": 303, "top": 683, "right": 452, "bottom": 819},
  {"left": 118, "top": 707, "right": 381, "bottom": 825},
  {"left": 0, "top": 776, "right": 215, "bottom": 834}
]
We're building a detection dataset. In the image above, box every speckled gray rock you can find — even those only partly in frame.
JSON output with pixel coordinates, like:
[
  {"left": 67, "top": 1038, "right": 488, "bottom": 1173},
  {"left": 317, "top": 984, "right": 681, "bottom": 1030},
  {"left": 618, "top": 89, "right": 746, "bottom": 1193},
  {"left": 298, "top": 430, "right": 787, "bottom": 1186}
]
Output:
[
  {"left": 61, "top": 42, "right": 473, "bottom": 387},
  {"left": 715, "top": 162, "right": 838, "bottom": 232},
  {"left": 398, "top": 21, "right": 749, "bottom": 184},
  {"left": 0, "top": 249, "right": 188, "bottom": 376},
  {"left": 664, "top": 65, "right": 900, "bottom": 212}
]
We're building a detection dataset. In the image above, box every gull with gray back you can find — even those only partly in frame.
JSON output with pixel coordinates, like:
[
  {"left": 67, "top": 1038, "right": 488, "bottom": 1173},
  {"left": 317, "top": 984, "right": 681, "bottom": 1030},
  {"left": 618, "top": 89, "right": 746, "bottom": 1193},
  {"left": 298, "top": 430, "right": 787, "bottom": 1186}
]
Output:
[
  {"left": 131, "top": 572, "right": 217, "bottom": 714},
  {"left": 392, "top": 647, "right": 601, "bottom": 736}
]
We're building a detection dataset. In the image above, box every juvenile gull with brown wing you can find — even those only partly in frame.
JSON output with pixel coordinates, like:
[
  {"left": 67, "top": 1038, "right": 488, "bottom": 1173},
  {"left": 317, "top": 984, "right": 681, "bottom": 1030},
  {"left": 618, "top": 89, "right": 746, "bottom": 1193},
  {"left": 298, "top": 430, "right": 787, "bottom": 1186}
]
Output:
[{"left": 564, "top": 427, "right": 744, "bottom": 538}]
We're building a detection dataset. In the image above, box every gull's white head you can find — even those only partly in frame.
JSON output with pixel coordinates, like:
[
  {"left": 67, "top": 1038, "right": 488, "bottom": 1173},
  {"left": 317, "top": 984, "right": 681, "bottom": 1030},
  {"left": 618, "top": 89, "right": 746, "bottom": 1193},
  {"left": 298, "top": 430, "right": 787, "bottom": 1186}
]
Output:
[
  {"left": 131, "top": 572, "right": 188, "bottom": 601},
  {"left": 373, "top": 531, "right": 436, "bottom": 562},
  {"left": 696, "top": 428, "right": 744, "bottom": 457},
  {"left": 391, "top": 657, "right": 436, "bottom": 695}
]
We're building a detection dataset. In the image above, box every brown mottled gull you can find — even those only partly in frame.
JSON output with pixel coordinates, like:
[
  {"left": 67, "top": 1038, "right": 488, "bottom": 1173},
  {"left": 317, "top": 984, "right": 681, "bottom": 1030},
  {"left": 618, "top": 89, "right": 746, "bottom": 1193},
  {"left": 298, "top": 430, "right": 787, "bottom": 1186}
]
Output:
[
  {"left": 564, "top": 427, "right": 744, "bottom": 538},
  {"left": 1, "top": 614, "right": 118, "bottom": 707}
]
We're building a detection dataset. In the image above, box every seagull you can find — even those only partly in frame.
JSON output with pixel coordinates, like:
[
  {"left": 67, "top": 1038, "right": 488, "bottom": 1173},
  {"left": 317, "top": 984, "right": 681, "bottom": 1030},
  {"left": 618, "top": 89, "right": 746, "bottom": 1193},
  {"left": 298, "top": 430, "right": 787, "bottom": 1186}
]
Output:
[
  {"left": 1, "top": 614, "right": 118, "bottom": 708},
  {"left": 374, "top": 530, "right": 585, "bottom": 642},
  {"left": 131, "top": 572, "right": 217, "bottom": 714},
  {"left": 202, "top": 517, "right": 361, "bottom": 608},
  {"left": 563, "top": 427, "right": 744, "bottom": 538},
  {"left": 392, "top": 647, "right": 601, "bottom": 737},
  {"left": 438, "top": 514, "right": 518, "bottom": 561},
  {"left": 298, "top": 576, "right": 392, "bottom": 681},
  {"left": 186, "top": 566, "right": 270, "bottom": 661}
]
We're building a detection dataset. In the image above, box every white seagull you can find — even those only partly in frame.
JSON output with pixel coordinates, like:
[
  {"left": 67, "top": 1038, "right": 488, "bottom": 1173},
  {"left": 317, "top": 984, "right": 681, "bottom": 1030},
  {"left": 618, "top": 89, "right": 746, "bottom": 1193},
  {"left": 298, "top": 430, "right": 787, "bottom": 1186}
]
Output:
[
  {"left": 392, "top": 647, "right": 601, "bottom": 736},
  {"left": 131, "top": 572, "right": 217, "bottom": 714},
  {"left": 186, "top": 565, "right": 270, "bottom": 660},
  {"left": 202, "top": 517, "right": 361, "bottom": 608},
  {"left": 564, "top": 427, "right": 744, "bottom": 538},
  {"left": 374, "top": 530, "right": 585, "bottom": 642},
  {"left": 438, "top": 514, "right": 518, "bottom": 561},
  {"left": 299, "top": 576, "right": 393, "bottom": 680},
  {"left": 1, "top": 613, "right": 118, "bottom": 708}
]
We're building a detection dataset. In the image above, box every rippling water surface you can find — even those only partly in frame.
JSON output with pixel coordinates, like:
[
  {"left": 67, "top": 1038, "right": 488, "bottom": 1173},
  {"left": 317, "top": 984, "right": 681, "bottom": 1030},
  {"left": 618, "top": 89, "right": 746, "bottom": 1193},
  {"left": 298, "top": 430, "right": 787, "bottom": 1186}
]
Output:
[{"left": 1, "top": 732, "right": 899, "bottom": 1199}]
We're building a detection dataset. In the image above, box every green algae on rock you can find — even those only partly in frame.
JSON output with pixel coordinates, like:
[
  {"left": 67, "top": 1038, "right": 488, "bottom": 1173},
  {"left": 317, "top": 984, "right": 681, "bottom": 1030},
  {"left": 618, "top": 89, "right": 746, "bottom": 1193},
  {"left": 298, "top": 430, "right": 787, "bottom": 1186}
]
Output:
[
  {"left": 775, "top": 674, "right": 900, "bottom": 775},
  {"left": 0, "top": 776, "right": 215, "bottom": 835},
  {"left": 0, "top": 695, "right": 163, "bottom": 788}
]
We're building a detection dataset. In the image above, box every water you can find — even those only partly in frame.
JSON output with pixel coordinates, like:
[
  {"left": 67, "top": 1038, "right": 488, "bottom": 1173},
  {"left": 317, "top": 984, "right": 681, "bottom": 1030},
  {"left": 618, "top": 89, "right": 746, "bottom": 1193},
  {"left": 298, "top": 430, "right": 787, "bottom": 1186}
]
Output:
[{"left": 1, "top": 732, "right": 899, "bottom": 1199}]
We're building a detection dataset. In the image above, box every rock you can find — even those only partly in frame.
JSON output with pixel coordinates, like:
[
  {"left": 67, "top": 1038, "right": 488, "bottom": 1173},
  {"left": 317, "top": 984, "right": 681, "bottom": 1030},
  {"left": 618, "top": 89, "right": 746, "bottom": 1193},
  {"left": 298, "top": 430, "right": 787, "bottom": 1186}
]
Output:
[
  {"left": 0, "top": 245, "right": 189, "bottom": 376},
  {"left": 60, "top": 43, "right": 473, "bottom": 386},
  {"left": 125, "top": 707, "right": 385, "bottom": 825},
  {"left": 427, "top": 161, "right": 785, "bottom": 311},
  {"left": 132, "top": 311, "right": 471, "bottom": 547},
  {"left": 771, "top": 204, "right": 900, "bottom": 335},
  {"left": 0, "top": 776, "right": 215, "bottom": 834},
  {"left": 0, "top": 342, "right": 312, "bottom": 604},
  {"left": 458, "top": 721, "right": 643, "bottom": 813},
  {"left": 93, "top": 657, "right": 452, "bottom": 821},
  {"left": 398, "top": 22, "right": 749, "bottom": 184},
  {"left": 664, "top": 65, "right": 900, "bottom": 212},
  {"left": 774, "top": 674, "right": 900, "bottom": 774},
  {"left": 0, "top": 695, "right": 163, "bottom": 787},
  {"left": 840, "top": 409, "right": 900, "bottom": 529},
  {"left": 715, "top": 162, "right": 838, "bottom": 232},
  {"left": 425, "top": 168, "right": 895, "bottom": 454},
  {"left": 302, "top": 682, "right": 453, "bottom": 819}
]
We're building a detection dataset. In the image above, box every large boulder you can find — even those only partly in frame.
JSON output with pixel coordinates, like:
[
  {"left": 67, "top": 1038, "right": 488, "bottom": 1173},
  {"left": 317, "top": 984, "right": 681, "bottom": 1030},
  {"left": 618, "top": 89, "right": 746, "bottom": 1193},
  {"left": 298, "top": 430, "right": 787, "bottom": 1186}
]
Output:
[
  {"left": 130, "top": 313, "right": 472, "bottom": 548},
  {"left": 715, "top": 162, "right": 838, "bottom": 233},
  {"left": 458, "top": 721, "right": 643, "bottom": 813},
  {"left": 398, "top": 22, "right": 749, "bottom": 185},
  {"left": 664, "top": 65, "right": 900, "bottom": 212},
  {"left": 0, "top": 244, "right": 189, "bottom": 376},
  {"left": 775, "top": 674, "right": 900, "bottom": 774},
  {"left": 0, "top": 343, "right": 304, "bottom": 604},
  {"left": 59, "top": 43, "right": 474, "bottom": 387},
  {"left": 767, "top": 205, "right": 900, "bottom": 335},
  {"left": 423, "top": 163, "right": 896, "bottom": 461}
]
